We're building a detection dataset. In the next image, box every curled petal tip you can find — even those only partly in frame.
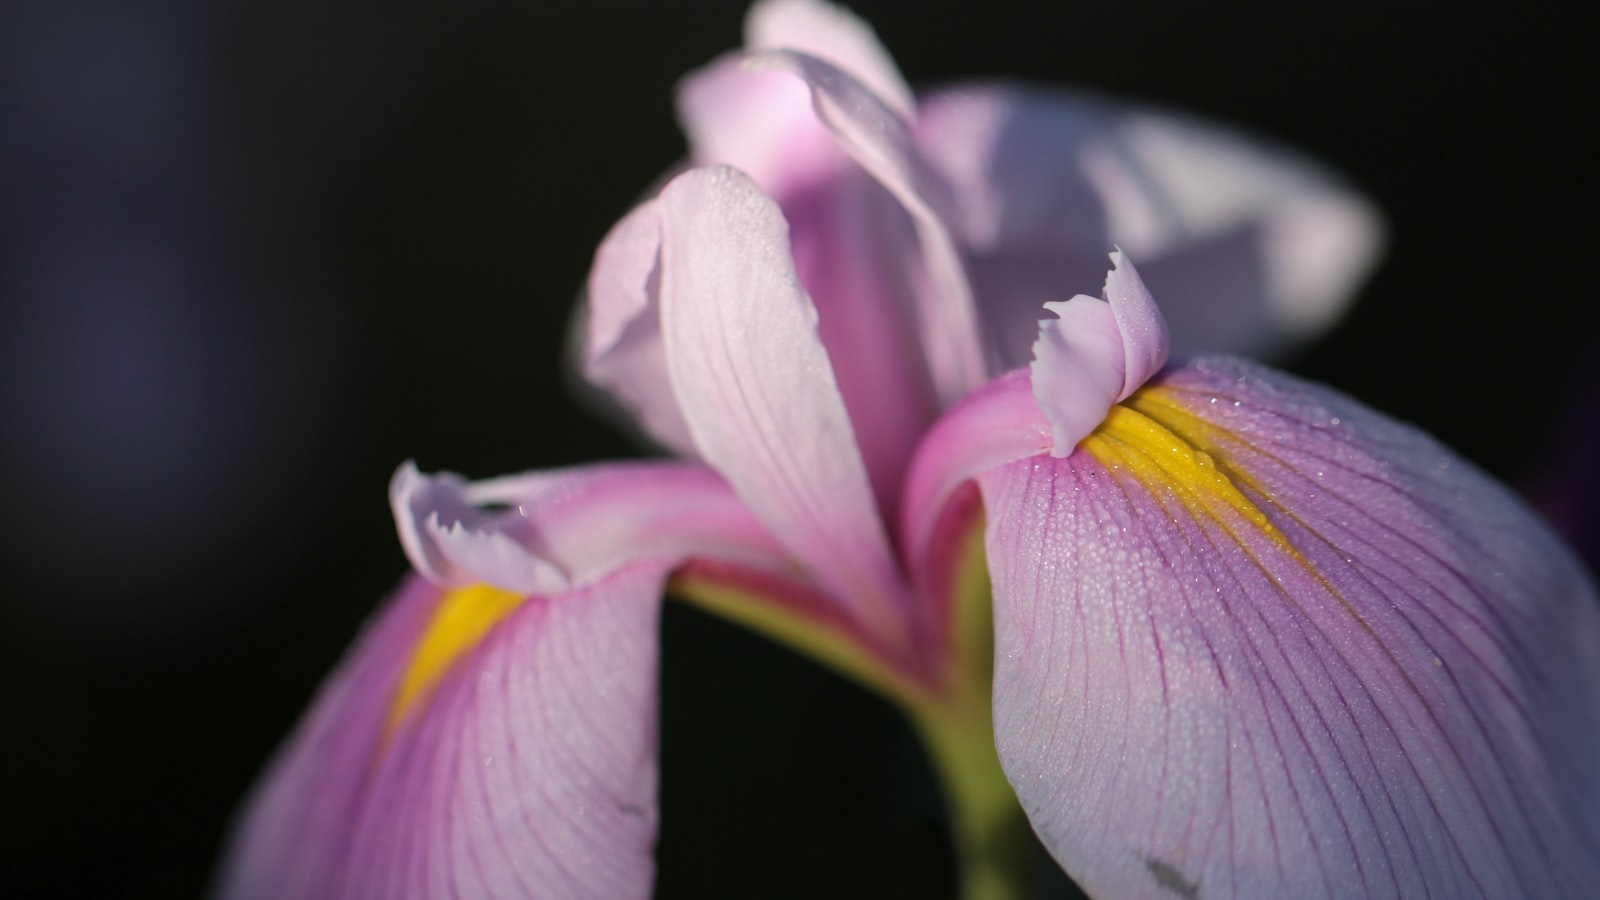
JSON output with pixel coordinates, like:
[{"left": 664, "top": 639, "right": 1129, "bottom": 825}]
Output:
[
  {"left": 1029, "top": 251, "right": 1169, "bottom": 457},
  {"left": 390, "top": 462, "right": 568, "bottom": 595}
]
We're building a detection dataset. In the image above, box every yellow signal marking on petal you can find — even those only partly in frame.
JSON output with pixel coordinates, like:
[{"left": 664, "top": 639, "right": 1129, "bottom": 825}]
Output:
[
  {"left": 1123, "top": 385, "right": 1322, "bottom": 528},
  {"left": 1087, "top": 386, "right": 1364, "bottom": 623},
  {"left": 1080, "top": 398, "right": 1299, "bottom": 561},
  {"left": 386, "top": 584, "right": 525, "bottom": 737}
]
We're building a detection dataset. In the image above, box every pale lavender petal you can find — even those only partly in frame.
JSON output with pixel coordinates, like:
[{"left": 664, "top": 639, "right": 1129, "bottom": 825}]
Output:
[
  {"left": 677, "top": 55, "right": 843, "bottom": 202},
  {"left": 1103, "top": 249, "right": 1169, "bottom": 400},
  {"left": 1030, "top": 296, "right": 1122, "bottom": 458},
  {"left": 583, "top": 156, "right": 940, "bottom": 519},
  {"left": 391, "top": 462, "right": 566, "bottom": 594},
  {"left": 682, "top": 59, "right": 945, "bottom": 517},
  {"left": 744, "top": 0, "right": 915, "bottom": 119},
  {"left": 217, "top": 565, "right": 670, "bottom": 900},
  {"left": 779, "top": 170, "right": 942, "bottom": 520},
  {"left": 747, "top": 49, "right": 989, "bottom": 405},
  {"left": 983, "top": 357, "right": 1600, "bottom": 898},
  {"left": 392, "top": 459, "right": 794, "bottom": 594},
  {"left": 1029, "top": 252, "right": 1170, "bottom": 457},
  {"left": 675, "top": 0, "right": 914, "bottom": 201},
  {"left": 655, "top": 165, "right": 916, "bottom": 646},
  {"left": 916, "top": 85, "right": 1384, "bottom": 365},
  {"left": 581, "top": 199, "right": 697, "bottom": 454}
]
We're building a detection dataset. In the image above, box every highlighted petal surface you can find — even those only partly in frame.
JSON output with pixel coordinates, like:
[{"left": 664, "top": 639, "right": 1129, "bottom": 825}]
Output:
[
  {"left": 745, "top": 0, "right": 914, "bottom": 119},
  {"left": 983, "top": 357, "right": 1600, "bottom": 898},
  {"left": 655, "top": 166, "right": 914, "bottom": 645}
]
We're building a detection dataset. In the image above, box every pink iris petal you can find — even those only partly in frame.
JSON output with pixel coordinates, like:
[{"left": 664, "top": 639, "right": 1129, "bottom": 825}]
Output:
[
  {"left": 899, "top": 369, "right": 1049, "bottom": 586},
  {"left": 1031, "top": 251, "right": 1170, "bottom": 457},
  {"left": 978, "top": 357, "right": 1600, "bottom": 898},
  {"left": 582, "top": 202, "right": 697, "bottom": 455},
  {"left": 223, "top": 459, "right": 808, "bottom": 899},
  {"left": 217, "top": 576, "right": 444, "bottom": 899},
  {"left": 392, "top": 460, "right": 795, "bottom": 594},
  {"left": 679, "top": 12, "right": 986, "bottom": 513},
  {"left": 746, "top": 48, "right": 988, "bottom": 407},
  {"left": 777, "top": 170, "right": 942, "bottom": 520},
  {"left": 654, "top": 165, "right": 915, "bottom": 645},
  {"left": 217, "top": 568, "right": 668, "bottom": 899},
  {"left": 676, "top": 0, "right": 913, "bottom": 201},
  {"left": 745, "top": 0, "right": 915, "bottom": 119},
  {"left": 916, "top": 85, "right": 1385, "bottom": 364}
]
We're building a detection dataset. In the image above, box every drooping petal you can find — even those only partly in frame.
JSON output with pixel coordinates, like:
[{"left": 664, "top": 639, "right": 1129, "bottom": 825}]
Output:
[
  {"left": 216, "top": 567, "right": 669, "bottom": 900},
  {"left": 222, "top": 458, "right": 807, "bottom": 899},
  {"left": 1031, "top": 252, "right": 1170, "bottom": 457},
  {"left": 916, "top": 85, "right": 1385, "bottom": 365},
  {"left": 982, "top": 356, "right": 1600, "bottom": 898},
  {"left": 654, "top": 165, "right": 916, "bottom": 647}
]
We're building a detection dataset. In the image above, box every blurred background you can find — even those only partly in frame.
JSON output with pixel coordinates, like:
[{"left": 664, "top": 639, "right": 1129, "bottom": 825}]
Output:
[{"left": 0, "top": 0, "right": 1591, "bottom": 896}]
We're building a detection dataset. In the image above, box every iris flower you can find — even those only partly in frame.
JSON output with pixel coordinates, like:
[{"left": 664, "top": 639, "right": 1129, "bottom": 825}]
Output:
[{"left": 218, "top": 1, "right": 1600, "bottom": 897}]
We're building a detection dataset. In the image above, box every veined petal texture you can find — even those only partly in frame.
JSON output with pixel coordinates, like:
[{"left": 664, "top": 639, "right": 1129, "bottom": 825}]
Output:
[
  {"left": 220, "top": 461, "right": 795, "bottom": 899},
  {"left": 654, "top": 165, "right": 916, "bottom": 647},
  {"left": 216, "top": 569, "right": 664, "bottom": 900},
  {"left": 982, "top": 357, "right": 1600, "bottom": 899}
]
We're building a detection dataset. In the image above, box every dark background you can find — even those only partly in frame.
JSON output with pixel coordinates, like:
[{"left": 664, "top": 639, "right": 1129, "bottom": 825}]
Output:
[{"left": 0, "top": 0, "right": 1592, "bottom": 896}]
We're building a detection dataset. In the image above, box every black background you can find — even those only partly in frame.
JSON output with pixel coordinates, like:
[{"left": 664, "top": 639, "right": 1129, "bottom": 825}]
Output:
[{"left": 0, "top": 1, "right": 1593, "bottom": 897}]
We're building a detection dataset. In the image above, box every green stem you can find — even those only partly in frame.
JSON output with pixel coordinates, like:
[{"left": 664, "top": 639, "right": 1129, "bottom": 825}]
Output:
[{"left": 907, "top": 688, "right": 1036, "bottom": 900}]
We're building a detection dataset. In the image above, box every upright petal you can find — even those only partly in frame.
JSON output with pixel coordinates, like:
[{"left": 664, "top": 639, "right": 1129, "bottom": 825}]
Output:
[
  {"left": 679, "top": 36, "right": 982, "bottom": 507},
  {"left": 747, "top": 49, "right": 988, "bottom": 404},
  {"left": 916, "top": 86, "right": 1385, "bottom": 364},
  {"left": 984, "top": 357, "right": 1600, "bottom": 898},
  {"left": 745, "top": 0, "right": 914, "bottom": 118},
  {"left": 655, "top": 166, "right": 916, "bottom": 648},
  {"left": 676, "top": 0, "right": 912, "bottom": 200},
  {"left": 582, "top": 200, "right": 698, "bottom": 454},
  {"left": 1030, "top": 252, "right": 1170, "bottom": 458}
]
